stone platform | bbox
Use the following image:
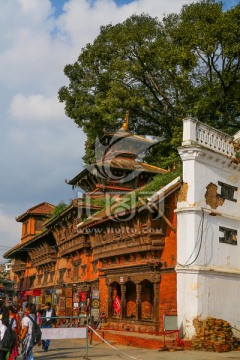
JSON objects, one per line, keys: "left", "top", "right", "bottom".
{"left": 91, "top": 328, "right": 191, "bottom": 350}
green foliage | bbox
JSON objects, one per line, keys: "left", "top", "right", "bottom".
{"left": 47, "top": 201, "right": 69, "bottom": 223}
{"left": 85, "top": 168, "right": 182, "bottom": 223}
{"left": 59, "top": 1, "right": 240, "bottom": 165}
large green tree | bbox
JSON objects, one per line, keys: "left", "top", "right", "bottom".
{"left": 59, "top": 0, "right": 240, "bottom": 167}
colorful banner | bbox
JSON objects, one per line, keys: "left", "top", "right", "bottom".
{"left": 113, "top": 296, "right": 121, "bottom": 316}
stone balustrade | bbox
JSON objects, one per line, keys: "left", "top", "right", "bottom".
{"left": 182, "top": 117, "right": 235, "bottom": 157}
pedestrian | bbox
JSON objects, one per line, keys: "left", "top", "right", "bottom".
{"left": 0, "top": 307, "right": 10, "bottom": 360}
{"left": 18, "top": 306, "right": 24, "bottom": 321}
{"left": 40, "top": 302, "right": 56, "bottom": 352}
{"left": 8, "top": 306, "right": 19, "bottom": 360}
{"left": 20, "top": 303, "right": 35, "bottom": 360}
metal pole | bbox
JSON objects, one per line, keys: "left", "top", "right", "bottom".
{"left": 85, "top": 316, "right": 89, "bottom": 359}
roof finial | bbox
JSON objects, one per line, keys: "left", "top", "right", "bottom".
{"left": 120, "top": 111, "right": 129, "bottom": 131}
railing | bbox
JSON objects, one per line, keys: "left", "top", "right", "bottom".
{"left": 40, "top": 315, "right": 89, "bottom": 357}
{"left": 182, "top": 117, "right": 235, "bottom": 158}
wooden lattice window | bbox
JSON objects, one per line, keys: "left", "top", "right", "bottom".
{"left": 59, "top": 268, "right": 66, "bottom": 282}
{"left": 29, "top": 275, "right": 36, "bottom": 288}
{"left": 81, "top": 264, "right": 87, "bottom": 276}
{"left": 37, "top": 274, "right": 43, "bottom": 285}
{"left": 49, "top": 272, "right": 54, "bottom": 283}
{"left": 43, "top": 271, "right": 48, "bottom": 285}
{"left": 35, "top": 219, "right": 45, "bottom": 231}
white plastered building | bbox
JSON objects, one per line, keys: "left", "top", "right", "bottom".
{"left": 176, "top": 118, "right": 240, "bottom": 338}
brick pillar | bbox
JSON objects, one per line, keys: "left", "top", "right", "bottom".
{"left": 120, "top": 284, "right": 126, "bottom": 319}
{"left": 153, "top": 281, "right": 160, "bottom": 323}
{"left": 107, "top": 285, "right": 112, "bottom": 318}
{"left": 136, "top": 283, "right": 141, "bottom": 321}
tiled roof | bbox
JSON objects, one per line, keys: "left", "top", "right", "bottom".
{"left": 16, "top": 202, "right": 55, "bottom": 222}
{"left": 3, "top": 229, "right": 51, "bottom": 259}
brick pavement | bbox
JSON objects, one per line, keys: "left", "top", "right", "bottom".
{"left": 32, "top": 338, "right": 240, "bottom": 360}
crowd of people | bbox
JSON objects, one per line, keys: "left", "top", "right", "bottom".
{"left": 0, "top": 302, "right": 56, "bottom": 360}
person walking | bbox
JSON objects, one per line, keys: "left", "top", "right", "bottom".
{"left": 8, "top": 306, "right": 19, "bottom": 360}
{"left": 20, "top": 303, "right": 35, "bottom": 360}
{"left": 40, "top": 302, "right": 56, "bottom": 352}
{"left": 0, "top": 307, "right": 10, "bottom": 360}
{"left": 17, "top": 307, "right": 24, "bottom": 321}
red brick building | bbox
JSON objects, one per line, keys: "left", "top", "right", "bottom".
{"left": 5, "top": 118, "right": 181, "bottom": 333}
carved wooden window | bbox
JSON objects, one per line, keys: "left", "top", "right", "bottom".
{"left": 49, "top": 272, "right": 54, "bottom": 283}
{"left": 218, "top": 182, "right": 237, "bottom": 202}
{"left": 59, "top": 268, "right": 66, "bottom": 282}
{"left": 219, "top": 226, "right": 237, "bottom": 245}
{"left": 81, "top": 264, "right": 87, "bottom": 276}
{"left": 37, "top": 274, "right": 43, "bottom": 285}
{"left": 29, "top": 275, "right": 36, "bottom": 288}
{"left": 35, "top": 219, "right": 45, "bottom": 231}
{"left": 72, "top": 261, "right": 81, "bottom": 281}
{"left": 43, "top": 271, "right": 48, "bottom": 285}
{"left": 92, "top": 261, "right": 98, "bottom": 273}
{"left": 23, "top": 220, "right": 28, "bottom": 235}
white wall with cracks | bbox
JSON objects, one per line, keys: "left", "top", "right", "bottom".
{"left": 176, "top": 118, "right": 240, "bottom": 338}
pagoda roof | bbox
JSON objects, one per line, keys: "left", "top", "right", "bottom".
{"left": 16, "top": 202, "right": 55, "bottom": 222}
{"left": 67, "top": 159, "right": 167, "bottom": 187}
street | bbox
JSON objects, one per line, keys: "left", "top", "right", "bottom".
{"left": 32, "top": 338, "right": 240, "bottom": 360}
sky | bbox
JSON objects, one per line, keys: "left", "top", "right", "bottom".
{"left": 0, "top": 0, "right": 238, "bottom": 261}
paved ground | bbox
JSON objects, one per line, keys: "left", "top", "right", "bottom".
{"left": 31, "top": 338, "right": 240, "bottom": 360}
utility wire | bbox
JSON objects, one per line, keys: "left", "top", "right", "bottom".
{"left": 177, "top": 208, "right": 205, "bottom": 267}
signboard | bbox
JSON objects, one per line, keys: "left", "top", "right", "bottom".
{"left": 164, "top": 315, "right": 178, "bottom": 331}
{"left": 91, "top": 308, "right": 99, "bottom": 320}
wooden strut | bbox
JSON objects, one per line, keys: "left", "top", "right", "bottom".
{"left": 158, "top": 210, "right": 176, "bottom": 233}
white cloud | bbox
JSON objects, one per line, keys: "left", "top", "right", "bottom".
{"left": 10, "top": 94, "right": 65, "bottom": 122}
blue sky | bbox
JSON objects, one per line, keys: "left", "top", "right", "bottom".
{"left": 50, "top": 0, "right": 240, "bottom": 16}
{"left": 51, "top": 0, "right": 135, "bottom": 15}
{"left": 0, "top": 0, "right": 239, "bottom": 260}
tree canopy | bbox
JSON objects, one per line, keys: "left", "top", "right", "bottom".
{"left": 59, "top": 0, "right": 240, "bottom": 167}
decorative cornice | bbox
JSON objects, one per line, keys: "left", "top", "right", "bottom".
{"left": 175, "top": 206, "right": 240, "bottom": 222}
{"left": 178, "top": 146, "right": 240, "bottom": 172}
{"left": 176, "top": 265, "right": 240, "bottom": 278}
